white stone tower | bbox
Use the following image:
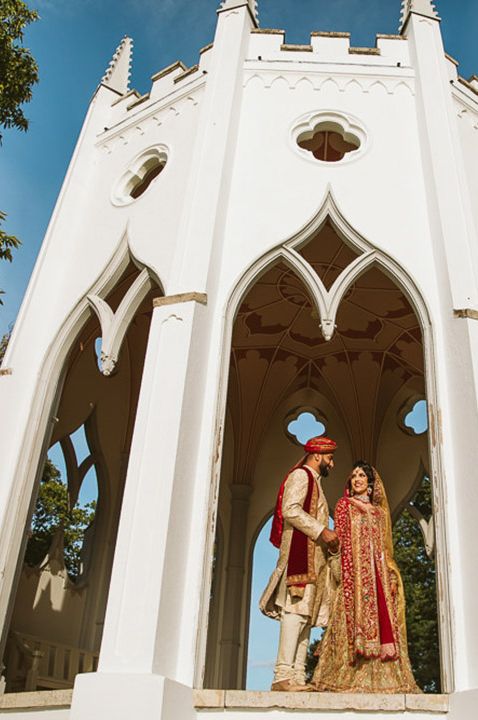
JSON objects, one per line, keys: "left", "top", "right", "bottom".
{"left": 1, "top": 0, "right": 478, "bottom": 717}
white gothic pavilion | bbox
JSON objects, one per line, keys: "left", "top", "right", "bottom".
{"left": 1, "top": 0, "right": 478, "bottom": 717}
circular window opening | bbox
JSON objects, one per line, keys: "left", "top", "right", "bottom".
{"left": 112, "top": 146, "right": 168, "bottom": 206}
{"left": 297, "top": 121, "right": 360, "bottom": 162}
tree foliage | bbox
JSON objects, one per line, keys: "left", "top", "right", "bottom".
{"left": 0, "top": 328, "right": 11, "bottom": 361}
{"left": 393, "top": 477, "right": 440, "bottom": 693}
{"left": 0, "top": 211, "right": 21, "bottom": 304}
{"left": 25, "top": 459, "right": 97, "bottom": 581}
{"left": 0, "top": 0, "right": 39, "bottom": 139}
{"left": 0, "top": 0, "right": 39, "bottom": 297}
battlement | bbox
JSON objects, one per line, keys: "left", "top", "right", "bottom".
{"left": 105, "top": 44, "right": 212, "bottom": 130}
{"left": 248, "top": 28, "right": 411, "bottom": 66}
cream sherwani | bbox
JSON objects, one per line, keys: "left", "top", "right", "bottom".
{"left": 259, "top": 465, "right": 333, "bottom": 684}
{"left": 260, "top": 466, "right": 332, "bottom": 625}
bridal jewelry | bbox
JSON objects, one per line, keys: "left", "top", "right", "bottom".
{"left": 355, "top": 492, "right": 370, "bottom": 503}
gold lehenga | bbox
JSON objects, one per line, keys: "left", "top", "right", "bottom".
{"left": 312, "top": 469, "right": 420, "bottom": 693}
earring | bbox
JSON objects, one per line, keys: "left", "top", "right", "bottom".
{"left": 367, "top": 486, "right": 372, "bottom": 496}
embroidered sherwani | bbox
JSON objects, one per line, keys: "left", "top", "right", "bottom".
{"left": 260, "top": 466, "right": 332, "bottom": 627}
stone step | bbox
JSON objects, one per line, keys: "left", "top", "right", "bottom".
{"left": 193, "top": 689, "right": 449, "bottom": 714}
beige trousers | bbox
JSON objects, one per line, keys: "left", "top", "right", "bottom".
{"left": 273, "top": 611, "right": 311, "bottom": 684}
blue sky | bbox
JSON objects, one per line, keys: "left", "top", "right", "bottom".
{"left": 1, "top": 0, "right": 478, "bottom": 337}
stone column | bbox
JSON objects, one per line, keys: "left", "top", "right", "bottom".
{"left": 219, "top": 483, "right": 252, "bottom": 689}
{"left": 70, "top": 296, "right": 206, "bottom": 720}
{"left": 406, "top": 11, "right": 478, "bottom": 692}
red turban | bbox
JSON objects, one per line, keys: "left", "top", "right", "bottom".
{"left": 304, "top": 436, "right": 337, "bottom": 454}
{"left": 270, "top": 436, "right": 337, "bottom": 548}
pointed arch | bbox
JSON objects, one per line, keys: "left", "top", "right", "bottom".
{"left": 244, "top": 74, "right": 266, "bottom": 90}
{"left": 393, "top": 80, "right": 415, "bottom": 96}
{"left": 368, "top": 80, "right": 390, "bottom": 95}
{"left": 319, "top": 77, "right": 340, "bottom": 94}
{"left": 269, "top": 75, "right": 289, "bottom": 90}
{"left": 0, "top": 230, "right": 165, "bottom": 664}
{"left": 293, "top": 77, "right": 314, "bottom": 92}
{"left": 87, "top": 231, "right": 163, "bottom": 375}
{"left": 228, "top": 189, "right": 432, "bottom": 343}
{"left": 196, "top": 188, "right": 454, "bottom": 693}
{"left": 344, "top": 78, "right": 364, "bottom": 94}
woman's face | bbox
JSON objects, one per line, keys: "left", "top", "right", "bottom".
{"left": 351, "top": 466, "right": 369, "bottom": 495}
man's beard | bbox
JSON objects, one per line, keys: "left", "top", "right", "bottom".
{"left": 319, "top": 460, "right": 330, "bottom": 477}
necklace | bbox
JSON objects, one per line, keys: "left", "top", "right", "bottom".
{"left": 354, "top": 493, "right": 370, "bottom": 503}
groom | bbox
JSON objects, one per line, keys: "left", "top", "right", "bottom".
{"left": 259, "top": 436, "right": 338, "bottom": 692}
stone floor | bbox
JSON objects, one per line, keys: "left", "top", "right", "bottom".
{"left": 0, "top": 689, "right": 72, "bottom": 711}
{"left": 0, "top": 688, "right": 449, "bottom": 716}
{"left": 193, "top": 690, "right": 449, "bottom": 713}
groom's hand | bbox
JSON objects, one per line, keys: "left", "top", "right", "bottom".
{"left": 319, "top": 528, "right": 339, "bottom": 552}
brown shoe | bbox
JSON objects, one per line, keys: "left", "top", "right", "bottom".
{"left": 271, "top": 679, "right": 313, "bottom": 692}
{"left": 271, "top": 679, "right": 290, "bottom": 692}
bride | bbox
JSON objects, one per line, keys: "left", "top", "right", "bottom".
{"left": 312, "top": 461, "right": 420, "bottom": 693}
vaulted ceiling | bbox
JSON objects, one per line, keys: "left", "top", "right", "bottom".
{"left": 227, "top": 222, "right": 425, "bottom": 481}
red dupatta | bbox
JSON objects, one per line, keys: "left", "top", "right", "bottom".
{"left": 335, "top": 492, "right": 398, "bottom": 664}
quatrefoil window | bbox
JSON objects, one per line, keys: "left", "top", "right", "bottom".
{"left": 286, "top": 409, "right": 327, "bottom": 446}
{"left": 400, "top": 398, "right": 428, "bottom": 436}
{"left": 298, "top": 122, "right": 360, "bottom": 162}
{"left": 112, "top": 146, "right": 168, "bottom": 206}
{"left": 293, "top": 112, "right": 366, "bottom": 164}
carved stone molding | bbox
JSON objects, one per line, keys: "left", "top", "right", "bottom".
{"left": 88, "top": 267, "right": 153, "bottom": 376}
{"left": 244, "top": 72, "right": 415, "bottom": 96}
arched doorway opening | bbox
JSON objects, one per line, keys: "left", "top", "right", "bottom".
{"left": 202, "top": 214, "right": 447, "bottom": 693}
{"left": 3, "top": 261, "right": 162, "bottom": 693}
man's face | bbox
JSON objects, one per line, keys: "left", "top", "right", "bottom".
{"left": 319, "top": 453, "right": 335, "bottom": 477}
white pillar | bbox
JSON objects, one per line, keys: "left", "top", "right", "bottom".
{"left": 70, "top": 295, "right": 206, "bottom": 720}
{"left": 405, "top": 11, "right": 478, "bottom": 692}
{"left": 405, "top": 13, "right": 478, "bottom": 310}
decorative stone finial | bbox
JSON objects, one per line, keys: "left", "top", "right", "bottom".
{"left": 101, "top": 36, "right": 133, "bottom": 94}
{"left": 399, "top": 1, "right": 440, "bottom": 32}
{"left": 218, "top": 0, "right": 259, "bottom": 25}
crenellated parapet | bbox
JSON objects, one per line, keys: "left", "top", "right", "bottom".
{"left": 248, "top": 28, "right": 411, "bottom": 67}
{"left": 100, "top": 45, "right": 213, "bottom": 144}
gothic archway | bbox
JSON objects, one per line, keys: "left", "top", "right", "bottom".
{"left": 2, "top": 250, "right": 163, "bottom": 693}
{"left": 200, "top": 199, "right": 451, "bottom": 693}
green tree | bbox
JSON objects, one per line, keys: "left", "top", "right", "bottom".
{"left": 25, "top": 459, "right": 97, "bottom": 581}
{"left": 305, "top": 636, "right": 321, "bottom": 683}
{"left": 0, "top": 0, "right": 38, "bottom": 138}
{"left": 0, "top": 211, "right": 21, "bottom": 304}
{"left": 0, "top": 328, "right": 11, "bottom": 361}
{"left": 393, "top": 477, "right": 440, "bottom": 693}
{"left": 0, "top": 0, "right": 39, "bottom": 300}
